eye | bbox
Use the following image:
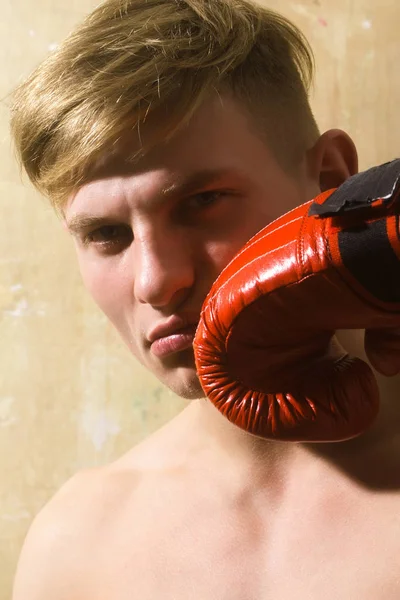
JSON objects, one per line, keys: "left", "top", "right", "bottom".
{"left": 185, "top": 191, "right": 225, "bottom": 210}
{"left": 83, "top": 224, "right": 133, "bottom": 251}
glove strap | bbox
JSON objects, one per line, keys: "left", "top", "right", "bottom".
{"left": 309, "top": 158, "right": 400, "bottom": 217}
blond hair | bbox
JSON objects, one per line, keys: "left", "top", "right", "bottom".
{"left": 10, "top": 0, "right": 319, "bottom": 212}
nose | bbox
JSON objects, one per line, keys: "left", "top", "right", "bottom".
{"left": 134, "top": 229, "right": 195, "bottom": 309}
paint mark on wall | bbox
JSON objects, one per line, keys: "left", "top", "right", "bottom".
{"left": 0, "top": 397, "right": 18, "bottom": 428}
{"left": 4, "top": 298, "right": 46, "bottom": 318}
{"left": 4, "top": 298, "right": 28, "bottom": 317}
{"left": 291, "top": 4, "right": 315, "bottom": 20}
{"left": 80, "top": 405, "right": 121, "bottom": 451}
{"left": 1, "top": 510, "right": 30, "bottom": 522}
{"left": 291, "top": 4, "right": 327, "bottom": 27}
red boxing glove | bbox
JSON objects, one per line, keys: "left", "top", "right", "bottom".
{"left": 194, "top": 160, "right": 400, "bottom": 442}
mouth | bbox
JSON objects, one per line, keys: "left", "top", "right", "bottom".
{"left": 150, "top": 324, "right": 198, "bottom": 358}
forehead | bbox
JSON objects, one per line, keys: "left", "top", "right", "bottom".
{"left": 66, "top": 95, "right": 278, "bottom": 213}
{"left": 100, "top": 94, "right": 272, "bottom": 171}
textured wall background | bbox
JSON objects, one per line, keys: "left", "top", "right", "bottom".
{"left": 1, "top": 0, "right": 399, "bottom": 598}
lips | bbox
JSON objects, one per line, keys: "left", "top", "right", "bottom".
{"left": 147, "top": 316, "right": 199, "bottom": 358}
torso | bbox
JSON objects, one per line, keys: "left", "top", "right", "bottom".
{"left": 73, "top": 435, "right": 400, "bottom": 600}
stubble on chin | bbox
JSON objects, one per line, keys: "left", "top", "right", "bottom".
{"left": 126, "top": 336, "right": 204, "bottom": 400}
{"left": 154, "top": 348, "right": 205, "bottom": 400}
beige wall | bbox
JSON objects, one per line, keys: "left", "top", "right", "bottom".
{"left": 1, "top": 0, "right": 399, "bottom": 597}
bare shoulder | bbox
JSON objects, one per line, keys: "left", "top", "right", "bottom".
{"left": 12, "top": 465, "right": 141, "bottom": 600}
{"left": 12, "top": 409, "right": 197, "bottom": 600}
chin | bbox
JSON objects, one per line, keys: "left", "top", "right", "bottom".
{"left": 163, "top": 366, "right": 206, "bottom": 400}
{"left": 155, "top": 350, "right": 206, "bottom": 400}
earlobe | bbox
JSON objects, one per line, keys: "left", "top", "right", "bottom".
{"left": 308, "top": 129, "right": 359, "bottom": 192}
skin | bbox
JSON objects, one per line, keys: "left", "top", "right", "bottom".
{"left": 12, "top": 94, "right": 400, "bottom": 599}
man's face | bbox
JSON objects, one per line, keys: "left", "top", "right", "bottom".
{"left": 65, "top": 95, "right": 315, "bottom": 398}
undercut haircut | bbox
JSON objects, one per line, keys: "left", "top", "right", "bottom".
{"left": 10, "top": 0, "right": 320, "bottom": 212}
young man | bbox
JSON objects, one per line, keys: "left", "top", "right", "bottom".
{"left": 10, "top": 0, "right": 400, "bottom": 598}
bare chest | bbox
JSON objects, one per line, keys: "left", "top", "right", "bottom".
{"left": 85, "top": 495, "right": 400, "bottom": 600}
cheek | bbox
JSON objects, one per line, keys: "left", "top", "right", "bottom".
{"left": 205, "top": 219, "right": 270, "bottom": 280}
{"left": 78, "top": 259, "right": 143, "bottom": 356}
{"left": 77, "top": 255, "right": 130, "bottom": 323}
{"left": 218, "top": 210, "right": 272, "bottom": 256}
{"left": 205, "top": 191, "right": 298, "bottom": 281}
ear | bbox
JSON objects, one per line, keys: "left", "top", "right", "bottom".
{"left": 306, "top": 129, "right": 359, "bottom": 192}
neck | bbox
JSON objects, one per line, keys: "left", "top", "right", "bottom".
{"left": 186, "top": 398, "right": 321, "bottom": 495}
{"left": 187, "top": 367, "right": 400, "bottom": 493}
{"left": 307, "top": 371, "right": 400, "bottom": 489}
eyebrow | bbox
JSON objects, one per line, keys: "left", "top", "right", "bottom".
{"left": 66, "top": 168, "right": 242, "bottom": 234}
{"left": 66, "top": 214, "right": 115, "bottom": 234}
{"left": 160, "top": 168, "right": 237, "bottom": 199}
